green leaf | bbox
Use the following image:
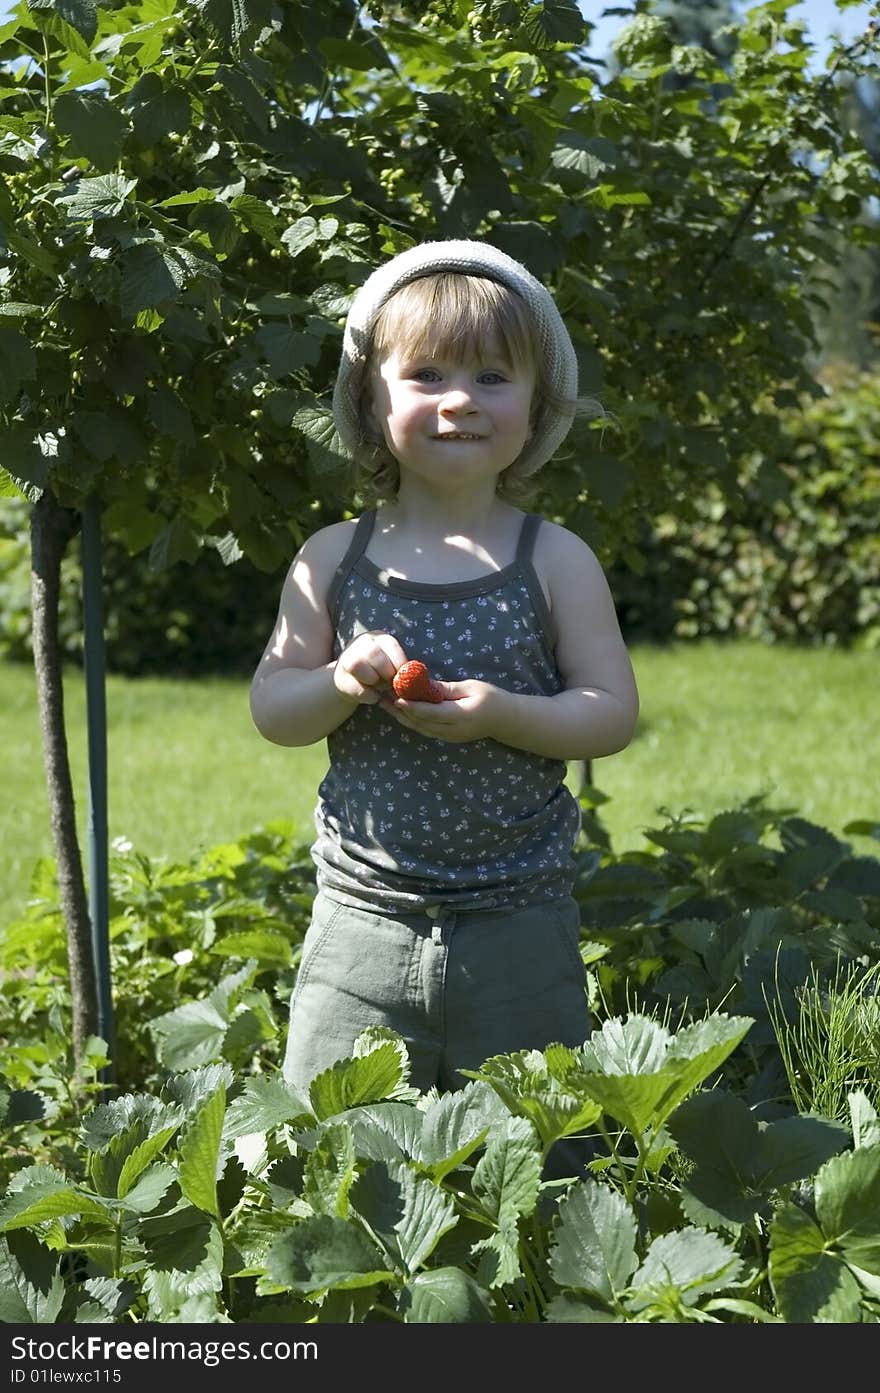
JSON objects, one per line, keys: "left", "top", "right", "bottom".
{"left": 0, "top": 468, "right": 29, "bottom": 500}
{"left": 350, "top": 1159, "right": 458, "bottom": 1275}
{"left": 400, "top": 1267, "right": 493, "bottom": 1323}
{"left": 141, "top": 1216, "right": 225, "bottom": 1320}
{"left": 850, "top": 1092, "right": 880, "bottom": 1150}
{"left": 150, "top": 999, "right": 228, "bottom": 1070}
{"left": 50, "top": 0, "right": 97, "bottom": 43}
{"left": 119, "top": 244, "right": 188, "bottom": 317}
{"left": 843, "top": 821, "right": 880, "bottom": 841}
{"left": 417, "top": 1080, "right": 501, "bottom": 1181}
{"left": 461, "top": 1047, "right": 602, "bottom": 1150}
{"left": 139, "top": 1204, "right": 214, "bottom": 1275}
{"left": 815, "top": 1146, "right": 880, "bottom": 1276}
{"left": 342, "top": 1102, "right": 425, "bottom": 1163}
{"left": 0, "top": 1234, "right": 64, "bottom": 1323}
{"left": 574, "top": 1014, "right": 753, "bottom": 1138}
{"left": 90, "top": 1119, "right": 153, "bottom": 1196}
{"left": 255, "top": 324, "right": 321, "bottom": 377}
{"left": 523, "top": 0, "right": 588, "bottom": 47}
{"left": 0, "top": 1087, "right": 45, "bottom": 1127}
{"left": 157, "top": 188, "right": 218, "bottom": 208}
{"left": 264, "top": 1214, "right": 392, "bottom": 1293}
{"left": 0, "top": 426, "right": 46, "bottom": 491}
{"left": 669, "top": 1091, "right": 849, "bottom": 1230}
{"left": 0, "top": 327, "right": 35, "bottom": 405}
{"left": 318, "top": 37, "right": 388, "bottom": 72}
{"left": 54, "top": 92, "right": 127, "bottom": 171}
{"left": 303, "top": 1122, "right": 357, "bottom": 1219}
{"left": 545, "top": 1293, "right": 620, "bottom": 1322}
{"left": 551, "top": 132, "right": 616, "bottom": 179}
{"left": 76, "top": 1276, "right": 137, "bottom": 1323}
{"left": 231, "top": 194, "right": 280, "bottom": 241}
{"left": 163, "top": 1063, "right": 235, "bottom": 1117}
{"left": 308, "top": 1037, "right": 411, "bottom": 1121}
{"left": 178, "top": 1084, "right": 227, "bottom": 1220}
{"left": 223, "top": 1076, "right": 313, "bottom": 1140}
{"left": 73, "top": 408, "right": 147, "bottom": 464}
{"left": 628, "top": 1228, "right": 743, "bottom": 1312}
{"left": 116, "top": 1124, "right": 180, "bottom": 1199}
{"left": 81, "top": 1094, "right": 180, "bottom": 1152}
{"left": 208, "top": 928, "right": 292, "bottom": 968}
{"left": 192, "top": 0, "right": 275, "bottom": 48}
{"left": 549, "top": 1179, "right": 638, "bottom": 1299}
{"left": 0, "top": 1178, "right": 108, "bottom": 1231}
{"left": 292, "top": 404, "right": 350, "bottom": 474}
{"left": 281, "top": 216, "right": 319, "bottom": 258}
{"left": 55, "top": 173, "right": 137, "bottom": 221}
{"left": 471, "top": 1116, "right": 541, "bottom": 1228}
{"left": 148, "top": 386, "right": 196, "bottom": 444}
{"left": 128, "top": 82, "right": 191, "bottom": 146}
{"left": 769, "top": 1202, "right": 864, "bottom": 1322}
{"left": 113, "top": 1163, "right": 177, "bottom": 1215}
{"left": 471, "top": 1224, "right": 523, "bottom": 1289}
{"left": 147, "top": 516, "right": 202, "bottom": 573}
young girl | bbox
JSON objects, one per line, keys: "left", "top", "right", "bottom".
{"left": 250, "top": 239, "right": 639, "bottom": 1136}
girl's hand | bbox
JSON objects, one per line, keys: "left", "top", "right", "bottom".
{"left": 378, "top": 680, "right": 501, "bottom": 742}
{"left": 334, "top": 632, "right": 410, "bottom": 705}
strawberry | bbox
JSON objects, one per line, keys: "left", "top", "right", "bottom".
{"left": 392, "top": 659, "right": 444, "bottom": 703}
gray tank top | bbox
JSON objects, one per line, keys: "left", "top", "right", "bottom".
{"left": 310, "top": 507, "right": 582, "bottom": 913}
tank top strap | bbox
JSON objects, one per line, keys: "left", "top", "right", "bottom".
{"left": 514, "top": 511, "right": 543, "bottom": 565}
{"left": 325, "top": 508, "right": 377, "bottom": 621}
{"left": 514, "top": 511, "right": 555, "bottom": 653}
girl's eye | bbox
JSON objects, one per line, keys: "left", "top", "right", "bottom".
{"left": 478, "top": 372, "right": 506, "bottom": 385}
{"left": 412, "top": 369, "right": 441, "bottom": 382}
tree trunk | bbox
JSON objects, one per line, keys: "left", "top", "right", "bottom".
{"left": 30, "top": 491, "right": 99, "bottom": 1064}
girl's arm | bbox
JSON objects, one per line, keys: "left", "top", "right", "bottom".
{"left": 489, "top": 524, "right": 639, "bottom": 761}
{"left": 249, "top": 522, "right": 407, "bottom": 747}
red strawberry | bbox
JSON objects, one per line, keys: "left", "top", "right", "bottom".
{"left": 392, "top": 659, "right": 444, "bottom": 703}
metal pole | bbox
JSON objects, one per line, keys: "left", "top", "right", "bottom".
{"left": 81, "top": 492, "right": 114, "bottom": 1084}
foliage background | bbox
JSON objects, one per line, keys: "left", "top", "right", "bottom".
{"left": 2, "top": 0, "right": 878, "bottom": 563}
{"left": 0, "top": 0, "right": 877, "bottom": 671}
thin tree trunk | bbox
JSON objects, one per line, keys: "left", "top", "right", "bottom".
{"left": 30, "top": 491, "right": 98, "bottom": 1064}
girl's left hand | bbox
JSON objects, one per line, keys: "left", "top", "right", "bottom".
{"left": 378, "top": 679, "right": 500, "bottom": 743}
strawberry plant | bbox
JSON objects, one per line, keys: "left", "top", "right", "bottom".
{"left": 2, "top": 791, "right": 879, "bottom": 1321}
{"left": 2, "top": 1023, "right": 879, "bottom": 1323}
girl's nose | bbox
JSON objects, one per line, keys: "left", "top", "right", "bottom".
{"left": 439, "top": 384, "right": 478, "bottom": 413}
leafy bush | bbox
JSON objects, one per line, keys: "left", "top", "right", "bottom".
{"left": 0, "top": 495, "right": 287, "bottom": 676}
{"left": 609, "top": 370, "right": 880, "bottom": 648}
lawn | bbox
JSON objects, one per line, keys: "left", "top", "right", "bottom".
{"left": 3, "top": 639, "right": 878, "bottom": 926}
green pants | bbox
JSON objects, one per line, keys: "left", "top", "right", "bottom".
{"left": 282, "top": 890, "right": 592, "bottom": 1177}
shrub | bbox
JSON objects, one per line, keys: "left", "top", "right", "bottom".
{"left": 609, "top": 370, "right": 880, "bottom": 648}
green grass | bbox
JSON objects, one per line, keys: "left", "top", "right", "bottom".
{"left": 3, "top": 639, "right": 878, "bottom": 926}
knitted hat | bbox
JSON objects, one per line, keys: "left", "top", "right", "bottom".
{"left": 331, "top": 238, "right": 578, "bottom": 476}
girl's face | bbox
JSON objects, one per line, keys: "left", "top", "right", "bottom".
{"left": 369, "top": 337, "right": 536, "bottom": 490}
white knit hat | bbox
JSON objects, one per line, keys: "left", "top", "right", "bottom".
{"left": 331, "top": 238, "right": 578, "bottom": 476}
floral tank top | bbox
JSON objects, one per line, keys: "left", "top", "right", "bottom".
{"left": 309, "top": 507, "right": 582, "bottom": 913}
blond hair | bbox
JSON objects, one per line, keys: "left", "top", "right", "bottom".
{"left": 350, "top": 273, "right": 577, "bottom": 506}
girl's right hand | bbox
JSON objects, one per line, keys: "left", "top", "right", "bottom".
{"left": 333, "top": 631, "right": 410, "bottom": 706}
